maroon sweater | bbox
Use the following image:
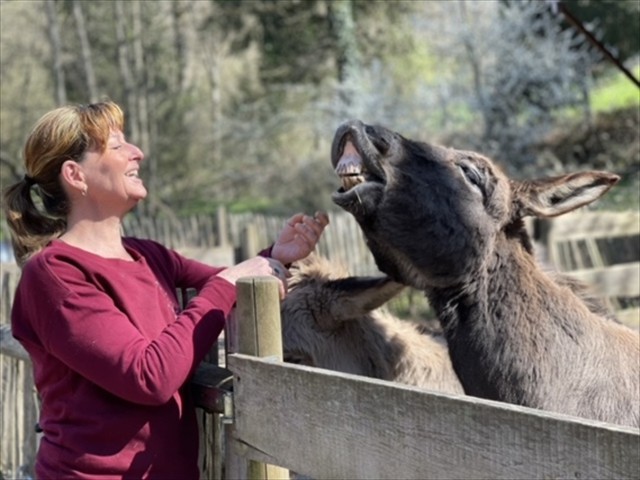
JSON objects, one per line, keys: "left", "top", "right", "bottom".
{"left": 11, "top": 238, "right": 242, "bottom": 479}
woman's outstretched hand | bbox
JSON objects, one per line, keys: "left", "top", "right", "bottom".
{"left": 271, "top": 211, "right": 329, "bottom": 265}
{"left": 217, "top": 256, "right": 289, "bottom": 299}
{"left": 217, "top": 212, "right": 328, "bottom": 299}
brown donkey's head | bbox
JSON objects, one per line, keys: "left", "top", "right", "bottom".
{"left": 331, "top": 119, "right": 619, "bottom": 290}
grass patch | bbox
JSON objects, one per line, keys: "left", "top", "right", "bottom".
{"left": 590, "top": 65, "right": 640, "bottom": 114}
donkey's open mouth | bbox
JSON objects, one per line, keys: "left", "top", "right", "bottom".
{"left": 334, "top": 138, "right": 366, "bottom": 191}
{"left": 330, "top": 120, "right": 387, "bottom": 194}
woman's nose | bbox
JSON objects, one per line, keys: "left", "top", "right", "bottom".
{"left": 129, "top": 143, "right": 144, "bottom": 162}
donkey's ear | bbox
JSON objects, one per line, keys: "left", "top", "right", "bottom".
{"left": 327, "top": 276, "right": 405, "bottom": 321}
{"left": 514, "top": 171, "right": 619, "bottom": 218}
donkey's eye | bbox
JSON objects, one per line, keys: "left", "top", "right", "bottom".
{"left": 458, "top": 164, "right": 484, "bottom": 194}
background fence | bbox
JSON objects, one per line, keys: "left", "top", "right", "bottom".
{"left": 121, "top": 207, "right": 380, "bottom": 276}
{"left": 536, "top": 210, "right": 640, "bottom": 327}
{"left": 1, "top": 208, "right": 638, "bottom": 478}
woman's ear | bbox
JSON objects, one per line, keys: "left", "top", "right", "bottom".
{"left": 60, "top": 160, "right": 87, "bottom": 195}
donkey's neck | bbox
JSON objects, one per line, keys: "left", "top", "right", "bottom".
{"left": 427, "top": 239, "right": 575, "bottom": 404}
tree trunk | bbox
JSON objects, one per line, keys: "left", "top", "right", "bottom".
{"left": 329, "top": 0, "right": 359, "bottom": 84}
{"left": 328, "top": 0, "right": 360, "bottom": 116}
{"left": 45, "top": 0, "right": 66, "bottom": 105}
{"left": 170, "top": 0, "right": 189, "bottom": 92}
{"left": 114, "top": 0, "right": 138, "bottom": 141}
{"left": 186, "top": 1, "right": 223, "bottom": 175}
{"left": 457, "top": 0, "right": 491, "bottom": 140}
{"left": 132, "top": 1, "right": 154, "bottom": 201}
{"left": 72, "top": 0, "right": 98, "bottom": 102}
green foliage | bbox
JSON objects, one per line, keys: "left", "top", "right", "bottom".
{"left": 257, "top": 0, "right": 335, "bottom": 85}
{"left": 1, "top": 0, "right": 637, "bottom": 220}
{"left": 563, "top": 0, "right": 640, "bottom": 63}
{"left": 591, "top": 65, "right": 640, "bottom": 113}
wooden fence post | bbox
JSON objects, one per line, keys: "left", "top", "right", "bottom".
{"left": 239, "top": 224, "right": 260, "bottom": 262}
{"left": 216, "top": 206, "right": 229, "bottom": 247}
{"left": 224, "top": 276, "right": 289, "bottom": 480}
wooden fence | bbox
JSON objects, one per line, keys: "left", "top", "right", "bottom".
{"left": 220, "top": 271, "right": 639, "bottom": 480}
{"left": 198, "top": 278, "right": 640, "bottom": 479}
{"left": 536, "top": 210, "right": 640, "bottom": 328}
{"left": 1, "top": 208, "right": 639, "bottom": 478}
{"left": 228, "top": 356, "right": 639, "bottom": 479}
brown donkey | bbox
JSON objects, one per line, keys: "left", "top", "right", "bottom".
{"left": 281, "top": 254, "right": 464, "bottom": 395}
{"left": 330, "top": 119, "right": 639, "bottom": 427}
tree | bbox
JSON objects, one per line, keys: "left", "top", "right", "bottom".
{"left": 1, "top": 0, "right": 629, "bottom": 219}
{"left": 0, "top": 0, "right": 56, "bottom": 185}
{"left": 562, "top": 0, "right": 640, "bottom": 64}
{"left": 45, "top": 0, "right": 66, "bottom": 105}
{"left": 425, "top": 0, "right": 600, "bottom": 173}
{"left": 72, "top": 0, "right": 98, "bottom": 102}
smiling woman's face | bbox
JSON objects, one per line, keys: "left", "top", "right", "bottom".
{"left": 79, "top": 129, "right": 147, "bottom": 213}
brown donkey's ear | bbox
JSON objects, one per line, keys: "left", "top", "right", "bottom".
{"left": 513, "top": 171, "right": 619, "bottom": 218}
{"left": 325, "top": 276, "right": 405, "bottom": 323}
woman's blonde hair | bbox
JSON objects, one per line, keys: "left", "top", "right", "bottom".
{"left": 2, "top": 101, "right": 125, "bottom": 266}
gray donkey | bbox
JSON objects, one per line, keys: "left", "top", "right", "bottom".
{"left": 330, "top": 119, "right": 639, "bottom": 427}
{"left": 281, "top": 254, "right": 464, "bottom": 395}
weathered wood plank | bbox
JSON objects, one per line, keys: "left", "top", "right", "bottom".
{"left": 568, "top": 262, "right": 640, "bottom": 297}
{"left": 228, "top": 354, "right": 640, "bottom": 480}
{"left": 225, "top": 277, "right": 289, "bottom": 480}
{"left": 233, "top": 276, "right": 284, "bottom": 358}
{"left": 545, "top": 211, "right": 640, "bottom": 241}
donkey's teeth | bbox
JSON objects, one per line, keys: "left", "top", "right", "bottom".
{"left": 335, "top": 141, "right": 363, "bottom": 174}
{"left": 335, "top": 154, "right": 362, "bottom": 175}
{"left": 335, "top": 140, "right": 365, "bottom": 191}
{"left": 341, "top": 174, "right": 365, "bottom": 191}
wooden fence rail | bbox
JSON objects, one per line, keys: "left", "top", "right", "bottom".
{"left": 228, "top": 354, "right": 639, "bottom": 479}
{"left": 536, "top": 210, "right": 640, "bottom": 328}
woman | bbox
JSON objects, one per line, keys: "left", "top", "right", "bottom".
{"left": 2, "top": 101, "right": 329, "bottom": 479}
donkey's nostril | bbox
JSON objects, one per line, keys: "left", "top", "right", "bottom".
{"left": 364, "top": 126, "right": 390, "bottom": 154}
{"left": 373, "top": 136, "right": 389, "bottom": 154}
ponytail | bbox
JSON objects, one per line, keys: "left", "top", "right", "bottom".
{"left": 3, "top": 176, "right": 66, "bottom": 267}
